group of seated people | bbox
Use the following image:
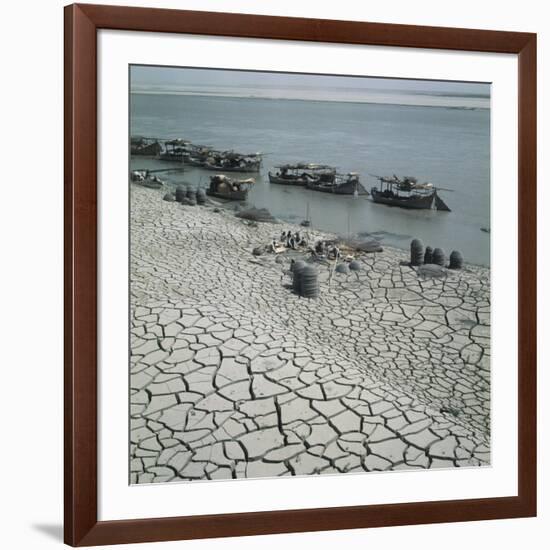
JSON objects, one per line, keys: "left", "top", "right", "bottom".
{"left": 314, "top": 240, "right": 341, "bottom": 260}
{"left": 280, "top": 230, "right": 308, "bottom": 250}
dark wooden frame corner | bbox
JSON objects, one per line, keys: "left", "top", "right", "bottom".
{"left": 64, "top": 3, "right": 537, "bottom": 546}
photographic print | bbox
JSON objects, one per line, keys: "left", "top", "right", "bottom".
{"left": 129, "top": 66, "right": 491, "bottom": 484}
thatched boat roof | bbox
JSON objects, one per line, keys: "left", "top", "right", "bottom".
{"left": 275, "top": 163, "right": 335, "bottom": 171}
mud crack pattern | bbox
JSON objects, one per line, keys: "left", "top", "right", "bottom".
{"left": 130, "top": 186, "right": 490, "bottom": 483}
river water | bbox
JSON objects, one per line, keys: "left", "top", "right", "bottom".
{"left": 130, "top": 92, "right": 490, "bottom": 266}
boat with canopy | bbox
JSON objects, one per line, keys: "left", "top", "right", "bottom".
{"left": 370, "top": 175, "right": 451, "bottom": 211}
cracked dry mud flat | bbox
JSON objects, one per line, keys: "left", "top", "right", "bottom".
{"left": 130, "top": 185, "right": 491, "bottom": 484}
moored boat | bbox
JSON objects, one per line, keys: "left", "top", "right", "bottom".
{"left": 140, "top": 175, "right": 165, "bottom": 189}
{"left": 186, "top": 157, "right": 206, "bottom": 167}
{"left": 184, "top": 145, "right": 213, "bottom": 166}
{"left": 268, "top": 163, "right": 336, "bottom": 186}
{"left": 130, "top": 169, "right": 166, "bottom": 189}
{"left": 306, "top": 172, "right": 368, "bottom": 196}
{"left": 130, "top": 136, "right": 162, "bottom": 156}
{"left": 202, "top": 150, "right": 262, "bottom": 173}
{"left": 206, "top": 174, "right": 255, "bottom": 200}
{"left": 370, "top": 188, "right": 436, "bottom": 208}
{"left": 131, "top": 170, "right": 148, "bottom": 182}
{"left": 158, "top": 138, "right": 193, "bottom": 162}
{"left": 369, "top": 175, "right": 451, "bottom": 211}
{"left": 204, "top": 161, "right": 261, "bottom": 172}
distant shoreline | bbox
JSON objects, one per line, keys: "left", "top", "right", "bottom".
{"left": 130, "top": 90, "right": 489, "bottom": 111}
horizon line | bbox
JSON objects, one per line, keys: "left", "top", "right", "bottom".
{"left": 129, "top": 90, "right": 489, "bottom": 110}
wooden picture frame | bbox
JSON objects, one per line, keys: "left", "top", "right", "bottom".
{"left": 64, "top": 3, "right": 537, "bottom": 546}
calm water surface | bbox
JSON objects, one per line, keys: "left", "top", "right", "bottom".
{"left": 130, "top": 93, "right": 490, "bottom": 266}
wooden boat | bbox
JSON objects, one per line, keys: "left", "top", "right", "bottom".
{"left": 306, "top": 173, "right": 368, "bottom": 196}
{"left": 184, "top": 145, "right": 213, "bottom": 166}
{"left": 139, "top": 175, "right": 165, "bottom": 189}
{"left": 131, "top": 172, "right": 165, "bottom": 189}
{"left": 268, "top": 163, "right": 336, "bottom": 186}
{"left": 370, "top": 175, "right": 451, "bottom": 211}
{"left": 130, "top": 169, "right": 178, "bottom": 189}
{"left": 370, "top": 188, "right": 436, "bottom": 208}
{"left": 202, "top": 150, "right": 262, "bottom": 173}
{"left": 158, "top": 138, "right": 193, "bottom": 162}
{"left": 130, "top": 136, "right": 162, "bottom": 156}
{"left": 206, "top": 174, "right": 255, "bottom": 200}
{"left": 130, "top": 170, "right": 148, "bottom": 182}
{"left": 186, "top": 156, "right": 207, "bottom": 167}
{"left": 203, "top": 159, "right": 261, "bottom": 172}
{"left": 204, "top": 161, "right": 261, "bottom": 173}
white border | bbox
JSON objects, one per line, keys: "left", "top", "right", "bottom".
{"left": 98, "top": 30, "right": 518, "bottom": 521}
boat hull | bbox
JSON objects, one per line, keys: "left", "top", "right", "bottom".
{"left": 134, "top": 179, "right": 164, "bottom": 190}
{"left": 306, "top": 180, "right": 369, "bottom": 196}
{"left": 185, "top": 158, "right": 207, "bottom": 167}
{"left": 206, "top": 189, "right": 248, "bottom": 201}
{"left": 268, "top": 172, "right": 309, "bottom": 186}
{"left": 131, "top": 142, "right": 162, "bottom": 156}
{"left": 370, "top": 189, "right": 435, "bottom": 209}
{"left": 203, "top": 162, "right": 260, "bottom": 173}
{"left": 158, "top": 153, "right": 185, "bottom": 162}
